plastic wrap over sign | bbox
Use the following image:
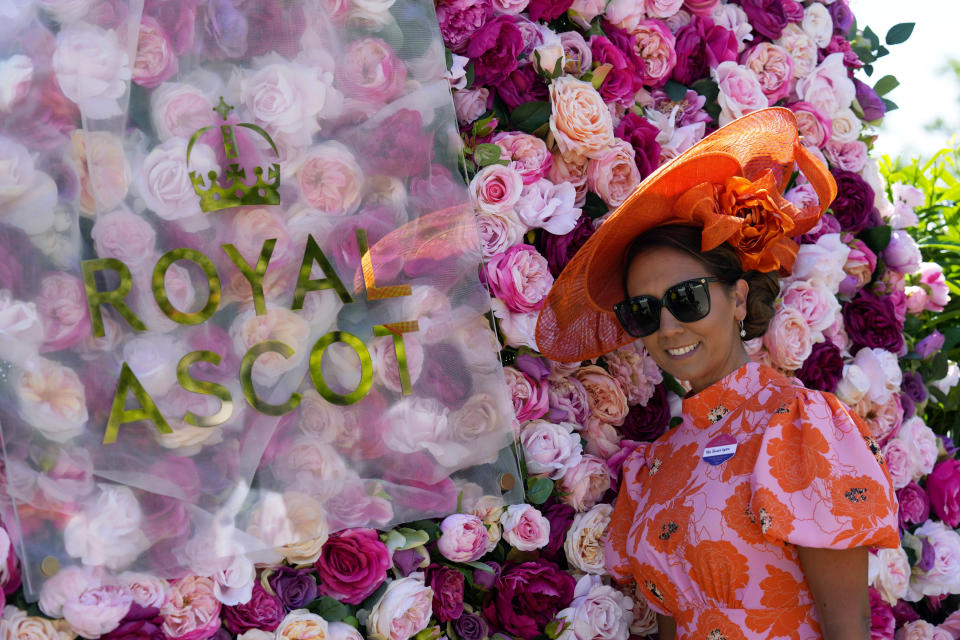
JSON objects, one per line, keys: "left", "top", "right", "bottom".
{"left": 0, "top": 0, "right": 521, "bottom": 598}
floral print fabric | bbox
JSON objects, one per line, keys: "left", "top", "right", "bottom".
{"left": 605, "top": 362, "right": 899, "bottom": 639}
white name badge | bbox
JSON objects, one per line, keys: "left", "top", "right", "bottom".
{"left": 702, "top": 434, "right": 738, "bottom": 465}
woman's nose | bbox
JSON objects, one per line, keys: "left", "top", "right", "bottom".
{"left": 657, "top": 307, "right": 684, "bottom": 335}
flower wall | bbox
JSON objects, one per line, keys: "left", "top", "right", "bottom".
{"left": 1, "top": 0, "right": 960, "bottom": 640}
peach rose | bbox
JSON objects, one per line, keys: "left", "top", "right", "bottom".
{"left": 549, "top": 77, "right": 614, "bottom": 160}
{"left": 558, "top": 455, "right": 612, "bottom": 511}
{"left": 829, "top": 107, "right": 862, "bottom": 144}
{"left": 564, "top": 503, "right": 611, "bottom": 574}
{"left": 631, "top": 20, "right": 677, "bottom": 88}
{"left": 775, "top": 23, "right": 817, "bottom": 79}
{"left": 742, "top": 42, "right": 793, "bottom": 105}
{"left": 574, "top": 365, "right": 629, "bottom": 425}
{"left": 587, "top": 138, "right": 641, "bottom": 207}
{"left": 276, "top": 609, "right": 330, "bottom": 640}
{"left": 549, "top": 149, "right": 590, "bottom": 206}
{"left": 229, "top": 307, "right": 311, "bottom": 386}
{"left": 70, "top": 130, "right": 130, "bottom": 214}
{"left": 762, "top": 305, "right": 813, "bottom": 371}
{"left": 1, "top": 605, "right": 74, "bottom": 640}
{"left": 17, "top": 357, "right": 88, "bottom": 443}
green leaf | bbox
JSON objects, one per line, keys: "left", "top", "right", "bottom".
{"left": 309, "top": 596, "right": 350, "bottom": 622}
{"left": 474, "top": 143, "right": 505, "bottom": 167}
{"left": 582, "top": 191, "right": 609, "bottom": 219}
{"left": 510, "top": 101, "right": 552, "bottom": 134}
{"left": 403, "top": 519, "right": 443, "bottom": 541}
{"left": 862, "top": 63, "right": 874, "bottom": 77}
{"left": 527, "top": 476, "right": 554, "bottom": 504}
{"left": 885, "top": 22, "right": 915, "bottom": 45}
{"left": 463, "top": 560, "right": 497, "bottom": 574}
{"left": 931, "top": 352, "right": 949, "bottom": 380}
{"left": 863, "top": 25, "right": 880, "bottom": 50}
{"left": 873, "top": 75, "right": 899, "bottom": 97}
{"left": 690, "top": 77, "right": 719, "bottom": 101}
{"left": 664, "top": 79, "right": 688, "bottom": 102}
{"left": 859, "top": 224, "right": 893, "bottom": 253}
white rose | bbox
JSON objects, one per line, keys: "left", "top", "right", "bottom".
{"left": 797, "top": 52, "right": 856, "bottom": 116}
{"left": 53, "top": 22, "right": 131, "bottom": 119}
{"left": 116, "top": 571, "right": 171, "bottom": 609}
{"left": 490, "top": 299, "right": 539, "bottom": 351}
{"left": 869, "top": 546, "right": 910, "bottom": 605}
{"left": 150, "top": 82, "right": 216, "bottom": 141}
{"left": 932, "top": 361, "right": 960, "bottom": 395}
{"left": 801, "top": 3, "right": 833, "bottom": 47}
{"left": 382, "top": 397, "right": 455, "bottom": 460}
{"left": 328, "top": 621, "right": 364, "bottom": 640}
{"left": 564, "top": 503, "right": 612, "bottom": 574}
{"left": 775, "top": 23, "right": 818, "bottom": 78}
{"left": 122, "top": 334, "right": 179, "bottom": 397}
{"left": 515, "top": 179, "right": 582, "bottom": 235}
{"left": 0, "top": 291, "right": 45, "bottom": 366}
{"left": 139, "top": 137, "right": 216, "bottom": 222}
{"left": 213, "top": 554, "right": 255, "bottom": 606}
{"left": 850, "top": 348, "right": 902, "bottom": 405}
{"left": 789, "top": 233, "right": 850, "bottom": 293}
{"left": 64, "top": 485, "right": 149, "bottom": 570}
{"left": 0, "top": 137, "right": 56, "bottom": 234}
{"left": 17, "top": 357, "right": 88, "bottom": 443}
{"left": 367, "top": 574, "right": 434, "bottom": 640}
{"left": 556, "top": 574, "right": 633, "bottom": 640}
{"left": 1, "top": 604, "right": 75, "bottom": 640}
{"left": 239, "top": 631, "right": 276, "bottom": 640}
{"left": 0, "top": 54, "right": 32, "bottom": 112}
{"left": 835, "top": 363, "right": 870, "bottom": 406}
{"left": 240, "top": 61, "right": 335, "bottom": 139}
{"left": 830, "top": 107, "right": 862, "bottom": 144}
{"left": 520, "top": 419, "right": 583, "bottom": 480}
{"left": 281, "top": 438, "right": 349, "bottom": 502}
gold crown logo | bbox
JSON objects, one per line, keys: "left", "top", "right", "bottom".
{"left": 187, "top": 97, "right": 281, "bottom": 212}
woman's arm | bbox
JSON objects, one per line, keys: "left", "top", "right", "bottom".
{"left": 655, "top": 614, "right": 676, "bottom": 640}
{"left": 796, "top": 546, "right": 871, "bottom": 640}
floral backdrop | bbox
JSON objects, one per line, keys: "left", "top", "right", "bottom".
{"left": 1, "top": 0, "right": 960, "bottom": 640}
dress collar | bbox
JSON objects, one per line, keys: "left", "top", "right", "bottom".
{"left": 681, "top": 361, "right": 764, "bottom": 429}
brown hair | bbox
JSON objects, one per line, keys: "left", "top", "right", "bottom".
{"left": 622, "top": 224, "right": 779, "bottom": 340}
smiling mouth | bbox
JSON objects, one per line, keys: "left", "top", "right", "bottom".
{"left": 666, "top": 343, "right": 699, "bottom": 357}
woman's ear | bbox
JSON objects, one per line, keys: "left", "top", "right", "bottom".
{"left": 733, "top": 278, "right": 749, "bottom": 321}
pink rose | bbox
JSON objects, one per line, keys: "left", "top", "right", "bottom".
{"left": 712, "top": 61, "right": 767, "bottom": 126}
{"left": 779, "top": 279, "right": 840, "bottom": 339}
{"left": 504, "top": 366, "right": 549, "bottom": 424}
{"left": 569, "top": 0, "right": 605, "bottom": 26}
{"left": 825, "top": 140, "right": 868, "bottom": 172}
{"left": 336, "top": 38, "right": 407, "bottom": 104}
{"left": 63, "top": 585, "right": 132, "bottom": 639}
{"left": 493, "top": 131, "right": 553, "bottom": 185}
{"left": 897, "top": 620, "right": 952, "bottom": 640}
{"left": 315, "top": 529, "right": 391, "bottom": 604}
{"left": 587, "top": 138, "right": 642, "bottom": 207}
{"left": 520, "top": 419, "right": 583, "bottom": 480}
{"left": 0, "top": 55, "right": 33, "bottom": 113}
{"left": 645, "top": 0, "right": 683, "bottom": 19}
{"left": 132, "top": 16, "right": 177, "bottom": 88}
{"left": 889, "top": 183, "right": 923, "bottom": 229}
{"left": 162, "top": 576, "right": 222, "bottom": 640}
{"left": 515, "top": 179, "right": 582, "bottom": 235}
{"left": 240, "top": 62, "right": 335, "bottom": 139}
{"left": 139, "top": 137, "right": 215, "bottom": 223}
{"left": 366, "top": 573, "right": 433, "bottom": 640}
{"left": 797, "top": 52, "right": 855, "bottom": 116}
{"left": 898, "top": 417, "right": 938, "bottom": 481}
{"left": 371, "top": 333, "right": 425, "bottom": 393}
{"left": 741, "top": 42, "right": 793, "bottom": 104}
{"left": 790, "top": 233, "right": 850, "bottom": 293}
{"left": 493, "top": 0, "right": 529, "bottom": 15}
{"left": 501, "top": 504, "right": 551, "bottom": 551}
{"left": 297, "top": 142, "right": 364, "bottom": 215}
{"left": 558, "top": 455, "right": 613, "bottom": 511}
{"left": 868, "top": 547, "right": 910, "bottom": 606}
{"left": 839, "top": 236, "right": 877, "bottom": 297}
{"left": 881, "top": 438, "right": 915, "bottom": 490}
{"left": 35, "top": 272, "right": 91, "bottom": 353}
{"left": 53, "top": 23, "right": 131, "bottom": 119}
{"left": 858, "top": 392, "right": 903, "bottom": 443}
{"left": 631, "top": 20, "right": 677, "bottom": 88}
{"left": 884, "top": 230, "right": 923, "bottom": 275}
{"left": 547, "top": 374, "right": 591, "bottom": 426}
{"left": 453, "top": 87, "right": 489, "bottom": 125}
{"left": 574, "top": 365, "right": 629, "bottom": 425}
{"left": 39, "top": 566, "right": 103, "bottom": 619}
{"left": 470, "top": 164, "right": 524, "bottom": 214}
{"left": 851, "top": 347, "right": 902, "bottom": 405}
{"left": 603, "top": 343, "right": 662, "bottom": 406}
{"left": 684, "top": 0, "right": 720, "bottom": 16}
{"left": 437, "top": 514, "right": 489, "bottom": 561}
{"left": 549, "top": 150, "right": 590, "bottom": 206}
{"left": 560, "top": 31, "right": 593, "bottom": 76}
{"left": 582, "top": 416, "right": 622, "bottom": 459}
{"left": 483, "top": 244, "right": 553, "bottom": 313}
{"left": 150, "top": 83, "right": 215, "bottom": 141}
{"left": 91, "top": 209, "right": 156, "bottom": 270}
{"left": 556, "top": 575, "right": 633, "bottom": 640}
{"left": 788, "top": 101, "right": 832, "bottom": 149}
{"left": 774, "top": 23, "right": 817, "bottom": 78}
{"left": 762, "top": 305, "right": 813, "bottom": 371}
{"left": 911, "top": 520, "right": 960, "bottom": 598}
{"left": 476, "top": 210, "right": 525, "bottom": 260}
{"left": 604, "top": 0, "right": 645, "bottom": 32}
{"left": 549, "top": 77, "right": 614, "bottom": 160}
{"left": 117, "top": 571, "right": 171, "bottom": 609}
{"left": 919, "top": 262, "right": 951, "bottom": 312}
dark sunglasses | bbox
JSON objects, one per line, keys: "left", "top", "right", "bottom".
{"left": 614, "top": 277, "right": 724, "bottom": 338}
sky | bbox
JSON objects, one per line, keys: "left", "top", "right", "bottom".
{"left": 850, "top": 0, "right": 960, "bottom": 160}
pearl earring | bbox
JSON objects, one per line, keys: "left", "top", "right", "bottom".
{"left": 738, "top": 320, "right": 746, "bottom": 338}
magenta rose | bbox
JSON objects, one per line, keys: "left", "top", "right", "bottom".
{"left": 505, "top": 366, "right": 549, "bottom": 423}
{"left": 740, "top": 0, "right": 788, "bottom": 39}
{"left": 831, "top": 168, "right": 877, "bottom": 233}
{"left": 527, "top": 0, "right": 575, "bottom": 21}
{"left": 828, "top": 0, "right": 854, "bottom": 36}
{"left": 483, "top": 244, "right": 553, "bottom": 314}
{"left": 483, "top": 559, "right": 576, "bottom": 640}
{"left": 223, "top": 582, "right": 285, "bottom": 634}
{"left": 672, "top": 16, "right": 737, "bottom": 86}
{"left": 437, "top": 0, "right": 491, "bottom": 52}
{"left": 336, "top": 38, "right": 407, "bottom": 104}
{"left": 362, "top": 109, "right": 433, "bottom": 178}
{"left": 425, "top": 564, "right": 465, "bottom": 622}
{"left": 843, "top": 290, "right": 905, "bottom": 354}
{"left": 590, "top": 36, "right": 642, "bottom": 106}
{"left": 897, "top": 482, "right": 930, "bottom": 531}
{"left": 539, "top": 215, "right": 595, "bottom": 277}
{"left": 796, "top": 341, "right": 843, "bottom": 393}
{"left": 496, "top": 64, "right": 548, "bottom": 111}
{"left": 467, "top": 15, "right": 524, "bottom": 86}
{"left": 614, "top": 112, "right": 661, "bottom": 180}
{"left": 620, "top": 384, "right": 670, "bottom": 442}
{"left": 314, "top": 528, "right": 390, "bottom": 605}
{"left": 869, "top": 588, "right": 895, "bottom": 640}
{"left": 927, "top": 459, "right": 960, "bottom": 528}
{"left": 132, "top": 15, "right": 178, "bottom": 88}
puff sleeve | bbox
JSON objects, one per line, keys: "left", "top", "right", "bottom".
{"left": 749, "top": 388, "right": 900, "bottom": 550}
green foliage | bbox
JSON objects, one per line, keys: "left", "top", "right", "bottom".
{"left": 849, "top": 21, "right": 913, "bottom": 77}
{"left": 880, "top": 146, "right": 960, "bottom": 439}
{"left": 526, "top": 476, "right": 554, "bottom": 505}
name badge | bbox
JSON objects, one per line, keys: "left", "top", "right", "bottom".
{"left": 703, "top": 433, "right": 737, "bottom": 466}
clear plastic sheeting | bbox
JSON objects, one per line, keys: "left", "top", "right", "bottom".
{"left": 0, "top": 0, "right": 521, "bottom": 598}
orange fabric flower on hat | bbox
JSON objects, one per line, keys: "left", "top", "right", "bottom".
{"left": 674, "top": 170, "right": 820, "bottom": 275}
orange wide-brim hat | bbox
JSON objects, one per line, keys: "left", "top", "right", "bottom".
{"left": 535, "top": 107, "right": 838, "bottom": 363}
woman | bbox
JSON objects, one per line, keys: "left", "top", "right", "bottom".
{"left": 535, "top": 108, "right": 899, "bottom": 640}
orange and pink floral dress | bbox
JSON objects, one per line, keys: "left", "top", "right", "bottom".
{"left": 605, "top": 362, "right": 900, "bottom": 639}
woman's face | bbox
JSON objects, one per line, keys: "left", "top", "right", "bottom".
{"left": 625, "top": 246, "right": 749, "bottom": 394}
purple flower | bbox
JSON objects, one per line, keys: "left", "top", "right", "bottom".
{"left": 831, "top": 169, "right": 877, "bottom": 233}
{"left": 540, "top": 499, "right": 576, "bottom": 561}
{"left": 392, "top": 548, "right": 427, "bottom": 577}
{"left": 796, "top": 341, "right": 843, "bottom": 393}
{"left": 202, "top": 0, "right": 248, "bottom": 58}
{"left": 361, "top": 109, "right": 434, "bottom": 178}
{"left": 620, "top": 384, "right": 670, "bottom": 442}
{"left": 467, "top": 16, "right": 524, "bottom": 86}
{"left": 437, "top": 0, "right": 490, "bottom": 52}
{"left": 409, "top": 165, "right": 468, "bottom": 215}
{"left": 901, "top": 371, "right": 928, "bottom": 404}
{"left": 614, "top": 112, "right": 661, "bottom": 180}
{"left": 672, "top": 17, "right": 738, "bottom": 85}
{"left": 425, "top": 564, "right": 465, "bottom": 622}
{"left": 900, "top": 393, "right": 916, "bottom": 420}
{"left": 915, "top": 330, "right": 945, "bottom": 359}
{"left": 267, "top": 566, "right": 317, "bottom": 611}
{"left": 496, "top": 64, "right": 548, "bottom": 111}
{"left": 482, "top": 559, "right": 576, "bottom": 640}
{"left": 0, "top": 226, "right": 34, "bottom": 297}
{"left": 472, "top": 562, "right": 501, "bottom": 591}
{"left": 417, "top": 344, "right": 472, "bottom": 409}
{"left": 800, "top": 213, "right": 841, "bottom": 244}
{"left": 828, "top": 0, "right": 855, "bottom": 36}
{"left": 854, "top": 78, "right": 886, "bottom": 122}
{"left": 891, "top": 599, "right": 921, "bottom": 626}
{"left": 453, "top": 613, "right": 489, "bottom": 640}
{"left": 539, "top": 215, "right": 596, "bottom": 277}
{"left": 223, "top": 582, "right": 285, "bottom": 634}
{"left": 527, "top": 0, "right": 575, "bottom": 22}
{"left": 896, "top": 481, "right": 930, "bottom": 531}
{"left": 102, "top": 618, "right": 166, "bottom": 640}
{"left": 926, "top": 458, "right": 960, "bottom": 528}
{"left": 740, "top": 0, "right": 788, "bottom": 39}
{"left": 843, "top": 289, "right": 905, "bottom": 353}
{"left": 516, "top": 354, "right": 551, "bottom": 382}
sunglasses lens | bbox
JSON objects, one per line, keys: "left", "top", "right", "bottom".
{"left": 667, "top": 280, "right": 711, "bottom": 323}
{"left": 615, "top": 297, "right": 659, "bottom": 337}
